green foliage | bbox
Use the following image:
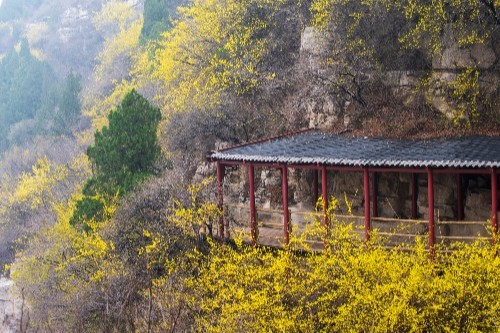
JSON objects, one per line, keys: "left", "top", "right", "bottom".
{"left": 36, "top": 71, "right": 83, "bottom": 135}
{"left": 69, "top": 195, "right": 105, "bottom": 230}
{"left": 71, "top": 90, "right": 161, "bottom": 230}
{"left": 0, "top": 39, "right": 56, "bottom": 150}
{"left": 141, "top": 0, "right": 172, "bottom": 41}
{"left": 87, "top": 89, "right": 162, "bottom": 195}
{"left": 54, "top": 71, "right": 82, "bottom": 133}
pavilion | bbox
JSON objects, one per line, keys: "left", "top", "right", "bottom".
{"left": 207, "top": 130, "right": 500, "bottom": 252}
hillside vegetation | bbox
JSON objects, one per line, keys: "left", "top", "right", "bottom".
{"left": 0, "top": 0, "right": 498, "bottom": 331}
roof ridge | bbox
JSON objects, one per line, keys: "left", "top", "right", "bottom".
{"left": 209, "top": 132, "right": 500, "bottom": 169}
{"left": 217, "top": 128, "right": 315, "bottom": 153}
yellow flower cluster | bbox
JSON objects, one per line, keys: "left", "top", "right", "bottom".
{"left": 184, "top": 222, "right": 500, "bottom": 332}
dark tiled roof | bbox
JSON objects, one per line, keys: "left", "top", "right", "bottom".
{"left": 209, "top": 131, "right": 500, "bottom": 168}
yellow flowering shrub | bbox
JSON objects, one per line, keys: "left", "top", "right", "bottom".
{"left": 10, "top": 190, "right": 121, "bottom": 330}
{"left": 171, "top": 177, "right": 221, "bottom": 238}
{"left": 181, "top": 220, "right": 500, "bottom": 332}
{"left": 10, "top": 157, "right": 68, "bottom": 209}
{"left": 153, "top": 0, "right": 288, "bottom": 113}
{"left": 10, "top": 178, "right": 500, "bottom": 332}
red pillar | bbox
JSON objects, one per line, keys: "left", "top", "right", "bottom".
{"left": 216, "top": 162, "right": 225, "bottom": 241}
{"left": 282, "top": 166, "right": 290, "bottom": 246}
{"left": 363, "top": 167, "right": 371, "bottom": 242}
{"left": 312, "top": 169, "right": 319, "bottom": 207}
{"left": 248, "top": 164, "right": 257, "bottom": 246}
{"left": 321, "top": 166, "right": 328, "bottom": 229}
{"left": 372, "top": 172, "right": 378, "bottom": 218}
{"left": 411, "top": 173, "right": 418, "bottom": 219}
{"left": 427, "top": 168, "right": 435, "bottom": 258}
{"left": 457, "top": 174, "right": 464, "bottom": 221}
{"left": 492, "top": 169, "right": 498, "bottom": 236}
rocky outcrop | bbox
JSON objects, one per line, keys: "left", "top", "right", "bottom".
{"left": 58, "top": 5, "right": 91, "bottom": 43}
{"left": 0, "top": 278, "right": 24, "bottom": 333}
{"left": 298, "top": 26, "right": 499, "bottom": 129}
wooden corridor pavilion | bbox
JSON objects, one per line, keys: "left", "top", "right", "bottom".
{"left": 208, "top": 130, "right": 500, "bottom": 252}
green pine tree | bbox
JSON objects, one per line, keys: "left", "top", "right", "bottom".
{"left": 71, "top": 90, "right": 162, "bottom": 228}
{"left": 87, "top": 89, "right": 162, "bottom": 193}
{"left": 0, "top": 39, "right": 56, "bottom": 150}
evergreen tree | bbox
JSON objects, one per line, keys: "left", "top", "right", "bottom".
{"left": 140, "top": 0, "right": 190, "bottom": 41}
{"left": 7, "top": 40, "right": 51, "bottom": 121}
{"left": 71, "top": 90, "right": 161, "bottom": 228}
{"left": 0, "top": 40, "right": 56, "bottom": 150}
{"left": 35, "top": 71, "right": 82, "bottom": 135}
{"left": 141, "top": 0, "right": 171, "bottom": 41}
{"left": 87, "top": 89, "right": 162, "bottom": 195}
{"left": 53, "top": 71, "right": 82, "bottom": 134}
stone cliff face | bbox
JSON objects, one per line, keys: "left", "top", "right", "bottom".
{"left": 297, "top": 26, "right": 499, "bottom": 132}
{"left": 58, "top": 5, "right": 92, "bottom": 43}
{"left": 0, "top": 277, "right": 23, "bottom": 333}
